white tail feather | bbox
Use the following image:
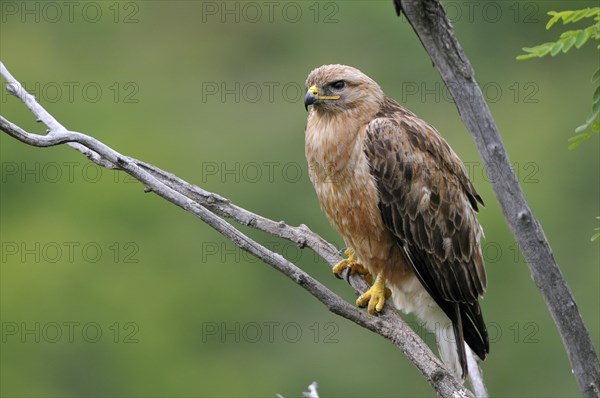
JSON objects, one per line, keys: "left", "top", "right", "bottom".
{"left": 389, "top": 283, "right": 478, "bottom": 384}
{"left": 436, "top": 322, "right": 463, "bottom": 380}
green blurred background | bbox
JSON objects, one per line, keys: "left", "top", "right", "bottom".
{"left": 1, "top": 1, "right": 598, "bottom": 397}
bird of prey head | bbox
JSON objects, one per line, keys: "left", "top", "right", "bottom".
{"left": 304, "top": 64, "right": 385, "bottom": 115}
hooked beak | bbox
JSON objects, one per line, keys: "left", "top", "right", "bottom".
{"left": 304, "top": 84, "right": 319, "bottom": 111}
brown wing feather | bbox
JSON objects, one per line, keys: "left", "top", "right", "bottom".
{"left": 366, "top": 97, "right": 489, "bottom": 359}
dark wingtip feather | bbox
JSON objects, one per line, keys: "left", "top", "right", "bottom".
{"left": 452, "top": 303, "right": 469, "bottom": 378}
{"left": 461, "top": 302, "right": 490, "bottom": 360}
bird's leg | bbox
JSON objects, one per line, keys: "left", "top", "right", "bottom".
{"left": 356, "top": 273, "right": 392, "bottom": 315}
{"left": 332, "top": 248, "right": 373, "bottom": 285}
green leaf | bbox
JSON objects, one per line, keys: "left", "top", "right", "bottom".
{"left": 550, "top": 41, "right": 564, "bottom": 55}
{"left": 568, "top": 132, "right": 592, "bottom": 150}
{"left": 562, "top": 35, "right": 577, "bottom": 52}
{"left": 546, "top": 8, "right": 600, "bottom": 28}
{"left": 538, "top": 44, "right": 554, "bottom": 57}
{"left": 559, "top": 30, "right": 576, "bottom": 39}
{"left": 572, "top": 8, "right": 593, "bottom": 23}
{"left": 578, "top": 8, "right": 598, "bottom": 22}
{"left": 563, "top": 10, "right": 579, "bottom": 24}
{"left": 574, "top": 29, "right": 590, "bottom": 48}
{"left": 516, "top": 54, "right": 533, "bottom": 60}
{"left": 546, "top": 11, "right": 562, "bottom": 29}
{"left": 594, "top": 85, "right": 600, "bottom": 104}
{"left": 574, "top": 108, "right": 600, "bottom": 133}
{"left": 517, "top": 43, "right": 556, "bottom": 59}
{"left": 520, "top": 46, "right": 537, "bottom": 54}
{"left": 592, "top": 120, "right": 600, "bottom": 132}
{"left": 516, "top": 54, "right": 535, "bottom": 61}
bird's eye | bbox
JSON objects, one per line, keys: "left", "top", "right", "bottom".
{"left": 331, "top": 80, "right": 345, "bottom": 90}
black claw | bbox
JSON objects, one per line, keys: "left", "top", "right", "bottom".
{"left": 343, "top": 267, "right": 352, "bottom": 284}
{"left": 334, "top": 271, "right": 343, "bottom": 280}
{"left": 337, "top": 246, "right": 348, "bottom": 256}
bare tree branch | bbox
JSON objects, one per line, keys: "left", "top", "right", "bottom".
{"left": 0, "top": 61, "right": 477, "bottom": 397}
{"left": 395, "top": 1, "right": 600, "bottom": 396}
{"left": 466, "top": 348, "right": 487, "bottom": 398}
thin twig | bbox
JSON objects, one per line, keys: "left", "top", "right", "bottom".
{"left": 467, "top": 348, "right": 487, "bottom": 398}
{"left": 0, "top": 61, "right": 474, "bottom": 397}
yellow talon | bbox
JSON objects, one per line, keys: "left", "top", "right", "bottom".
{"left": 356, "top": 274, "right": 390, "bottom": 314}
{"left": 332, "top": 248, "right": 373, "bottom": 285}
